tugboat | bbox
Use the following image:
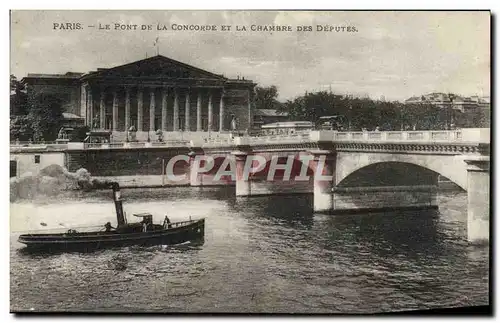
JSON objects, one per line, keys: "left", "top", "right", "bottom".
{"left": 18, "top": 181, "right": 205, "bottom": 251}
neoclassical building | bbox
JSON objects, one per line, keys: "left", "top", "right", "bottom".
{"left": 22, "top": 55, "right": 256, "bottom": 139}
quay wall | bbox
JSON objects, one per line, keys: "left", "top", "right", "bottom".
{"left": 10, "top": 151, "right": 66, "bottom": 178}
{"left": 65, "top": 147, "right": 191, "bottom": 176}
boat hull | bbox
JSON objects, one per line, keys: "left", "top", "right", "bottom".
{"left": 18, "top": 219, "right": 205, "bottom": 252}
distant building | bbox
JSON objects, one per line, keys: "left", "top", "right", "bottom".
{"left": 405, "top": 92, "right": 490, "bottom": 113}
{"left": 253, "top": 109, "right": 289, "bottom": 128}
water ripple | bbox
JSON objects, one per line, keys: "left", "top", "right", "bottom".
{"left": 10, "top": 188, "right": 489, "bottom": 313}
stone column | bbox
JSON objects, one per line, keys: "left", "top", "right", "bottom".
{"left": 465, "top": 156, "right": 490, "bottom": 244}
{"left": 185, "top": 90, "right": 191, "bottom": 131}
{"left": 149, "top": 88, "right": 156, "bottom": 131}
{"left": 125, "top": 87, "right": 131, "bottom": 131}
{"left": 310, "top": 150, "right": 336, "bottom": 213}
{"left": 88, "top": 89, "right": 94, "bottom": 129}
{"left": 219, "top": 90, "right": 225, "bottom": 132}
{"left": 247, "top": 89, "right": 252, "bottom": 133}
{"left": 137, "top": 88, "right": 143, "bottom": 132}
{"left": 99, "top": 88, "right": 106, "bottom": 129}
{"left": 112, "top": 90, "right": 118, "bottom": 131}
{"left": 80, "top": 85, "right": 87, "bottom": 124}
{"left": 208, "top": 91, "right": 213, "bottom": 132}
{"left": 173, "top": 88, "right": 179, "bottom": 131}
{"left": 161, "top": 88, "right": 168, "bottom": 131}
{"left": 196, "top": 90, "right": 202, "bottom": 131}
{"left": 233, "top": 151, "right": 251, "bottom": 196}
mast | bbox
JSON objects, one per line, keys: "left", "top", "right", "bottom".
{"left": 111, "top": 182, "right": 126, "bottom": 226}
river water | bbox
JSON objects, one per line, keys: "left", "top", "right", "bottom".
{"left": 10, "top": 187, "right": 489, "bottom": 313}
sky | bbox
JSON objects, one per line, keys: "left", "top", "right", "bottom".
{"left": 10, "top": 10, "right": 490, "bottom": 102}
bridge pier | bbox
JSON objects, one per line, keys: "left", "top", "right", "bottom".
{"left": 331, "top": 185, "right": 438, "bottom": 213}
{"left": 233, "top": 150, "right": 251, "bottom": 196}
{"left": 310, "top": 150, "right": 336, "bottom": 212}
{"left": 188, "top": 152, "right": 203, "bottom": 187}
{"left": 465, "top": 156, "right": 490, "bottom": 244}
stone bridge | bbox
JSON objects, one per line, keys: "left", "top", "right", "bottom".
{"left": 10, "top": 128, "right": 490, "bottom": 243}
{"left": 189, "top": 129, "right": 490, "bottom": 244}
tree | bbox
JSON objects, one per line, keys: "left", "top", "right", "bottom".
{"left": 377, "top": 100, "right": 399, "bottom": 130}
{"left": 10, "top": 75, "right": 28, "bottom": 116}
{"left": 399, "top": 102, "right": 445, "bottom": 130}
{"left": 255, "top": 86, "right": 281, "bottom": 110}
{"left": 27, "top": 93, "right": 64, "bottom": 141}
{"left": 477, "top": 107, "right": 491, "bottom": 128}
{"left": 279, "top": 96, "right": 305, "bottom": 120}
{"left": 276, "top": 90, "right": 485, "bottom": 131}
{"left": 10, "top": 115, "right": 33, "bottom": 141}
{"left": 280, "top": 91, "right": 400, "bottom": 130}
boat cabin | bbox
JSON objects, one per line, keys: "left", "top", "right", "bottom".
{"left": 134, "top": 213, "right": 154, "bottom": 231}
{"left": 114, "top": 214, "right": 162, "bottom": 233}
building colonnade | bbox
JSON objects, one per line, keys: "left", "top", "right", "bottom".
{"left": 83, "top": 85, "right": 228, "bottom": 132}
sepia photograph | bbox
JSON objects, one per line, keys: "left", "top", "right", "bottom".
{"left": 9, "top": 10, "right": 490, "bottom": 314}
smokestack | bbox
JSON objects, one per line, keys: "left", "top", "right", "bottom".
{"left": 111, "top": 182, "right": 126, "bottom": 227}
{"left": 80, "top": 179, "right": 127, "bottom": 227}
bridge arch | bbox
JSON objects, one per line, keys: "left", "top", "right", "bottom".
{"left": 335, "top": 152, "right": 468, "bottom": 191}
{"left": 337, "top": 161, "right": 439, "bottom": 188}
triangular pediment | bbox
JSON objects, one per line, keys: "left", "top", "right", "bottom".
{"left": 86, "top": 55, "right": 226, "bottom": 80}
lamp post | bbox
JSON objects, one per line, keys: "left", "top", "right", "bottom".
{"left": 447, "top": 93, "right": 456, "bottom": 130}
{"left": 348, "top": 95, "right": 353, "bottom": 131}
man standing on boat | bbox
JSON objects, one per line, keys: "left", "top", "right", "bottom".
{"left": 104, "top": 222, "right": 115, "bottom": 232}
{"left": 163, "top": 215, "right": 172, "bottom": 229}
{"left": 141, "top": 215, "right": 153, "bottom": 232}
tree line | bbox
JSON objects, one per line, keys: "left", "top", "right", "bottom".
{"left": 256, "top": 86, "right": 490, "bottom": 131}
{"left": 10, "top": 75, "right": 89, "bottom": 142}
{"left": 10, "top": 77, "right": 490, "bottom": 142}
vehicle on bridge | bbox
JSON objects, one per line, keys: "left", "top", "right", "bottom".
{"left": 259, "top": 121, "right": 314, "bottom": 136}
{"left": 18, "top": 181, "right": 205, "bottom": 252}
{"left": 83, "top": 130, "right": 112, "bottom": 144}
{"left": 318, "top": 115, "right": 348, "bottom": 131}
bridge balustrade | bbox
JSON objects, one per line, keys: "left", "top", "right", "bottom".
{"left": 80, "top": 140, "right": 191, "bottom": 149}
{"left": 386, "top": 132, "right": 403, "bottom": 140}
{"left": 351, "top": 132, "right": 364, "bottom": 140}
{"left": 10, "top": 129, "right": 486, "bottom": 151}
{"left": 325, "top": 130, "right": 465, "bottom": 142}
{"left": 10, "top": 141, "right": 69, "bottom": 151}
{"left": 368, "top": 132, "right": 382, "bottom": 140}
{"left": 407, "top": 132, "right": 424, "bottom": 140}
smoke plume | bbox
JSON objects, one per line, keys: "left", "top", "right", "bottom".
{"left": 10, "top": 164, "right": 93, "bottom": 202}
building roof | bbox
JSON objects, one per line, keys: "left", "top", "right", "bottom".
{"left": 81, "top": 54, "right": 229, "bottom": 81}
{"left": 62, "top": 112, "right": 84, "bottom": 120}
{"left": 405, "top": 92, "right": 491, "bottom": 104}
{"left": 23, "top": 72, "right": 83, "bottom": 79}
{"left": 20, "top": 55, "right": 255, "bottom": 85}
{"left": 254, "top": 109, "right": 288, "bottom": 117}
